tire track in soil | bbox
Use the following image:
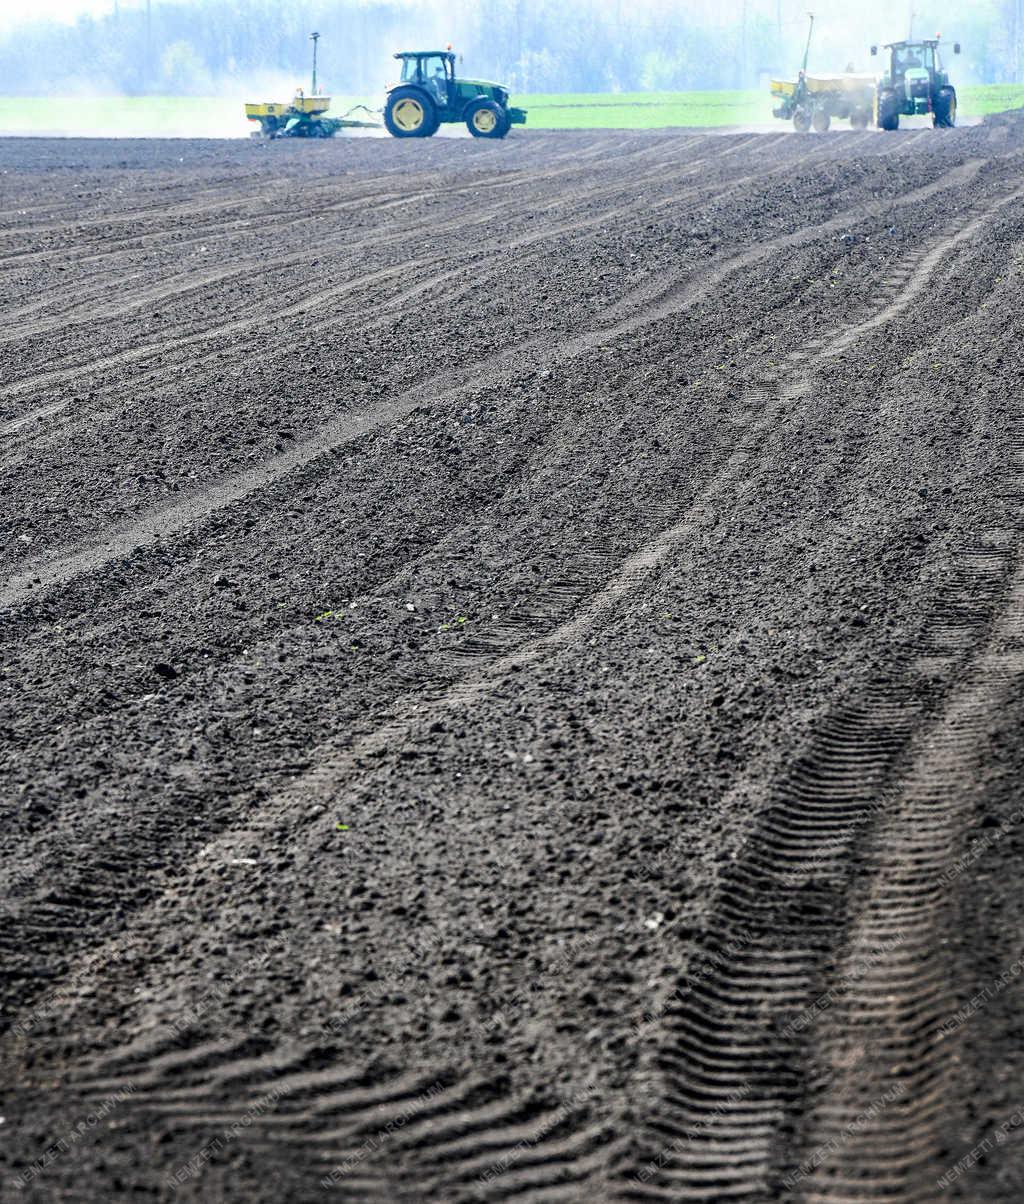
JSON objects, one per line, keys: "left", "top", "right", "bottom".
{"left": 780, "top": 363, "right": 1021, "bottom": 1194}
{"left": 0, "top": 162, "right": 992, "bottom": 809}
{"left": 0, "top": 234, "right": 852, "bottom": 1204}
{"left": 0, "top": 171, "right": 369, "bottom": 237}
{"left": 793, "top": 531, "right": 1024, "bottom": 1195}
{"left": 0, "top": 128, "right": 920, "bottom": 462}
{"left": 0, "top": 132, "right": 683, "bottom": 279}
{"left": 0, "top": 139, "right": 710, "bottom": 414}
{"left": 343, "top": 140, "right": 832, "bottom": 342}
{"left": 0, "top": 127, "right": 882, "bottom": 411}
{"left": 0, "top": 173, "right": 467, "bottom": 269}
{"left": 0, "top": 159, "right": 989, "bottom": 608}
{"left": 3, "top": 133, "right": 1020, "bottom": 1203}
{"left": 597, "top": 158, "right": 985, "bottom": 335}
{"left": 0, "top": 148, "right": 756, "bottom": 450}
{"left": 5, "top": 146, "right": 768, "bottom": 511}
{"left": 0, "top": 145, "right": 799, "bottom": 440}
{"left": 13, "top": 171, "right": 1012, "bottom": 1204}
{"left": 71, "top": 1041, "right": 618, "bottom": 1201}
{"left": 0, "top": 329, "right": 702, "bottom": 987}
{"left": 0, "top": 256, "right": 418, "bottom": 406}
{"left": 608, "top": 187, "right": 1024, "bottom": 1203}
{"left": 0, "top": 145, "right": 650, "bottom": 334}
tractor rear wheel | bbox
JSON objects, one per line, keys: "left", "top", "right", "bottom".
{"left": 384, "top": 87, "right": 439, "bottom": 138}
{"left": 878, "top": 90, "right": 900, "bottom": 131}
{"left": 465, "top": 99, "right": 509, "bottom": 139}
{"left": 793, "top": 106, "right": 812, "bottom": 133}
{"left": 812, "top": 108, "right": 831, "bottom": 133}
{"left": 850, "top": 107, "right": 869, "bottom": 130}
{"left": 934, "top": 86, "right": 957, "bottom": 127}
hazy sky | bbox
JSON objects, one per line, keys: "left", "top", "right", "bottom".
{"left": 0, "top": 0, "right": 991, "bottom": 45}
{"left": 25, "top": 0, "right": 117, "bottom": 15}
{"left": 0, "top": 0, "right": 115, "bottom": 30}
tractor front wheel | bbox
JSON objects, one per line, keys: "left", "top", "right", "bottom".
{"left": 850, "top": 107, "right": 870, "bottom": 130}
{"left": 793, "top": 106, "right": 812, "bottom": 133}
{"left": 465, "top": 99, "right": 509, "bottom": 139}
{"left": 384, "top": 87, "right": 439, "bottom": 138}
{"left": 934, "top": 87, "right": 957, "bottom": 128}
{"left": 878, "top": 90, "right": 900, "bottom": 131}
{"left": 812, "top": 108, "right": 831, "bottom": 133}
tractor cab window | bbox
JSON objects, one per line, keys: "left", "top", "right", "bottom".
{"left": 421, "top": 55, "right": 451, "bottom": 104}
{"left": 893, "top": 46, "right": 922, "bottom": 72}
{"left": 400, "top": 58, "right": 422, "bottom": 84}
{"left": 921, "top": 45, "right": 936, "bottom": 71}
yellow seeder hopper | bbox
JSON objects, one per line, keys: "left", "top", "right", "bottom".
{"left": 771, "top": 72, "right": 877, "bottom": 132}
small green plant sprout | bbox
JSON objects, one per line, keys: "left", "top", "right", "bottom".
{"left": 335, "top": 822, "right": 350, "bottom": 831}
{"left": 661, "top": 611, "right": 675, "bottom": 619}
{"left": 438, "top": 616, "right": 470, "bottom": 632}
{"left": 314, "top": 609, "right": 335, "bottom": 622}
{"left": 693, "top": 653, "right": 707, "bottom": 665}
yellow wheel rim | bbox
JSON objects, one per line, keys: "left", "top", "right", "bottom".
{"left": 393, "top": 98, "right": 425, "bottom": 132}
{"left": 473, "top": 108, "right": 498, "bottom": 133}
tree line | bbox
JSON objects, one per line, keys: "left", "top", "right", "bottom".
{"left": 0, "top": 0, "right": 1019, "bottom": 97}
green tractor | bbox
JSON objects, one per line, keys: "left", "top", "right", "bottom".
{"left": 384, "top": 50, "right": 527, "bottom": 139}
{"left": 870, "top": 38, "right": 961, "bottom": 130}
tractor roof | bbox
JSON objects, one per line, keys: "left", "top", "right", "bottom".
{"left": 884, "top": 39, "right": 942, "bottom": 49}
{"left": 394, "top": 50, "right": 455, "bottom": 60}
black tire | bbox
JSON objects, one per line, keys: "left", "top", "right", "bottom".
{"left": 934, "top": 86, "right": 957, "bottom": 128}
{"left": 384, "top": 87, "right": 439, "bottom": 138}
{"left": 850, "top": 107, "right": 869, "bottom": 130}
{"left": 878, "top": 90, "right": 900, "bottom": 131}
{"left": 812, "top": 108, "right": 831, "bottom": 133}
{"left": 465, "top": 98, "right": 508, "bottom": 139}
{"left": 793, "top": 106, "right": 812, "bottom": 133}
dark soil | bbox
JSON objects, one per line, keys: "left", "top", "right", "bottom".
{"left": 2, "top": 121, "right": 1024, "bottom": 1202}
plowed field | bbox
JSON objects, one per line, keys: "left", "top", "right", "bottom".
{"left": 3, "top": 122, "right": 1024, "bottom": 1202}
